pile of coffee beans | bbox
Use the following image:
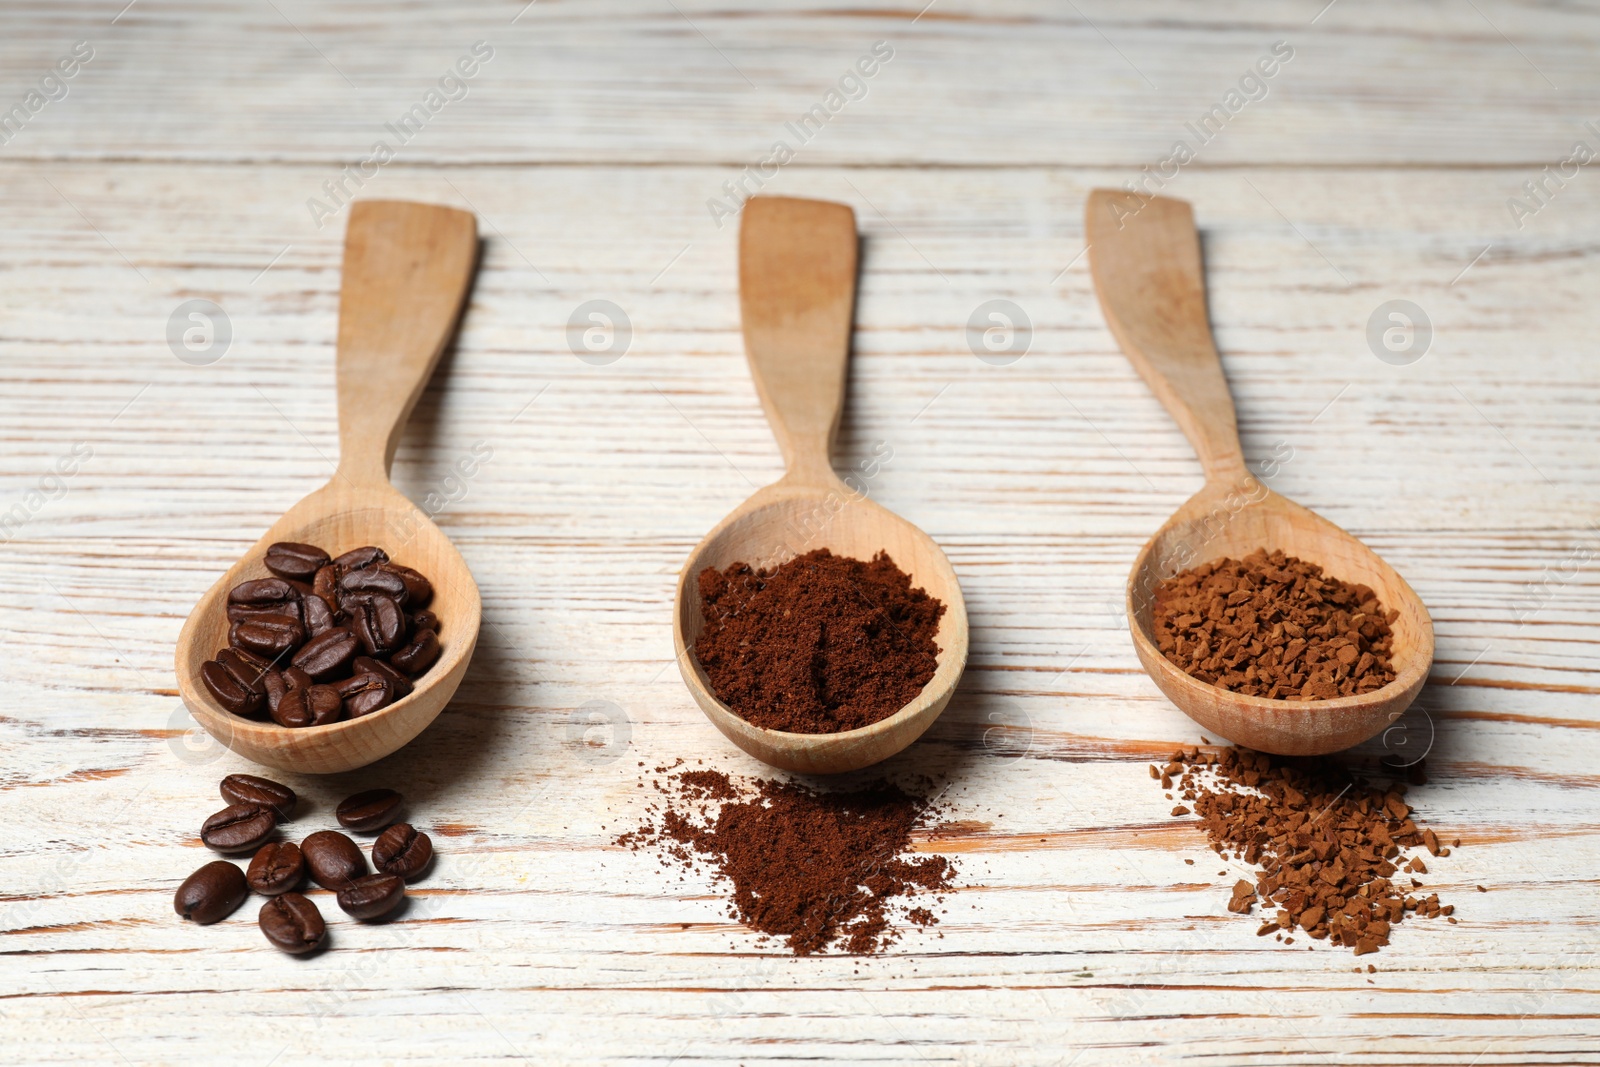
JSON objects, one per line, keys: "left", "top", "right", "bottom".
{"left": 201, "top": 542, "right": 443, "bottom": 727}
{"left": 174, "top": 773, "right": 436, "bottom": 955}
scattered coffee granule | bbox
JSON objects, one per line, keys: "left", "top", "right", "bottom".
{"left": 1152, "top": 549, "right": 1398, "bottom": 700}
{"left": 1160, "top": 746, "right": 1457, "bottom": 955}
{"left": 617, "top": 769, "right": 956, "bottom": 955}
{"left": 696, "top": 548, "right": 945, "bottom": 733}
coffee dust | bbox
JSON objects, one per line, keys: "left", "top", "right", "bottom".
{"left": 696, "top": 548, "right": 945, "bottom": 733}
{"left": 1152, "top": 549, "right": 1397, "bottom": 700}
{"left": 617, "top": 767, "right": 957, "bottom": 955}
{"left": 1157, "top": 745, "right": 1457, "bottom": 955}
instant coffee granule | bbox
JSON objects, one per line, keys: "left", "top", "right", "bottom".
{"left": 1152, "top": 549, "right": 1397, "bottom": 700}
{"left": 696, "top": 548, "right": 945, "bottom": 733}
{"left": 617, "top": 767, "right": 957, "bottom": 955}
{"left": 1156, "top": 746, "right": 1457, "bottom": 955}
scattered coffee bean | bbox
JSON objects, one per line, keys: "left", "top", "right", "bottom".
{"left": 247, "top": 841, "right": 306, "bottom": 896}
{"left": 372, "top": 823, "right": 433, "bottom": 880}
{"left": 174, "top": 860, "right": 249, "bottom": 924}
{"left": 301, "top": 829, "right": 366, "bottom": 889}
{"left": 200, "top": 803, "right": 276, "bottom": 854}
{"left": 200, "top": 541, "right": 444, "bottom": 727}
{"left": 352, "top": 656, "right": 413, "bottom": 700}
{"left": 336, "top": 872, "right": 407, "bottom": 920}
{"left": 390, "top": 628, "right": 441, "bottom": 676}
{"left": 259, "top": 892, "right": 326, "bottom": 954}
{"left": 337, "top": 789, "right": 403, "bottom": 832}
{"left": 291, "top": 627, "right": 359, "bottom": 681}
{"left": 220, "top": 773, "right": 296, "bottom": 821}
{"left": 264, "top": 542, "right": 331, "bottom": 582}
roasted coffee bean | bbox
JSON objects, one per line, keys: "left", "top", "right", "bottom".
{"left": 312, "top": 563, "right": 338, "bottom": 602}
{"left": 410, "top": 609, "right": 439, "bottom": 636}
{"left": 337, "top": 788, "right": 403, "bottom": 832}
{"left": 383, "top": 564, "right": 433, "bottom": 608}
{"left": 201, "top": 803, "right": 277, "bottom": 854}
{"left": 301, "top": 591, "right": 338, "bottom": 637}
{"left": 229, "top": 577, "right": 300, "bottom": 611}
{"left": 390, "top": 628, "right": 441, "bottom": 677}
{"left": 220, "top": 773, "right": 296, "bottom": 820}
{"left": 291, "top": 627, "right": 359, "bottom": 680}
{"left": 264, "top": 666, "right": 313, "bottom": 717}
{"left": 216, "top": 646, "right": 272, "bottom": 688}
{"left": 372, "top": 823, "right": 433, "bottom": 880}
{"left": 247, "top": 841, "right": 305, "bottom": 896}
{"left": 229, "top": 613, "right": 305, "bottom": 659}
{"left": 201, "top": 659, "right": 266, "bottom": 718}
{"left": 333, "top": 545, "right": 388, "bottom": 574}
{"left": 352, "top": 656, "right": 413, "bottom": 700}
{"left": 264, "top": 542, "right": 330, "bottom": 582}
{"left": 339, "top": 673, "right": 394, "bottom": 719}
{"left": 350, "top": 595, "right": 405, "bottom": 656}
{"left": 273, "top": 683, "right": 344, "bottom": 728}
{"left": 175, "top": 860, "right": 249, "bottom": 924}
{"left": 259, "top": 892, "right": 326, "bottom": 954}
{"left": 338, "top": 565, "right": 408, "bottom": 604}
{"left": 228, "top": 598, "right": 302, "bottom": 625}
{"left": 336, "top": 872, "right": 406, "bottom": 920}
{"left": 301, "top": 830, "right": 366, "bottom": 889}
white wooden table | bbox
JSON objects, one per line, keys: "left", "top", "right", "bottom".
{"left": 3, "top": 3, "right": 1598, "bottom": 1063}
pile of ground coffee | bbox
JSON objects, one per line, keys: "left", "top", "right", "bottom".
{"left": 1156, "top": 746, "right": 1458, "bottom": 955}
{"left": 696, "top": 548, "right": 945, "bottom": 733}
{"left": 617, "top": 767, "right": 956, "bottom": 955}
{"left": 1152, "top": 549, "right": 1397, "bottom": 700}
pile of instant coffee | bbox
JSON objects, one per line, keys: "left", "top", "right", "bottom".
{"left": 175, "top": 773, "right": 435, "bottom": 954}
{"left": 1152, "top": 549, "right": 1397, "bottom": 700}
{"left": 696, "top": 548, "right": 944, "bottom": 733}
{"left": 617, "top": 765, "right": 957, "bottom": 954}
{"left": 201, "top": 542, "right": 442, "bottom": 727}
{"left": 1156, "top": 746, "right": 1460, "bottom": 956}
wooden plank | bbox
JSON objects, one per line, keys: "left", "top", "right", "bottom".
{"left": 1, "top": 1, "right": 1598, "bottom": 166}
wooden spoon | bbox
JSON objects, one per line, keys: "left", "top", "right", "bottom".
{"left": 1086, "top": 189, "right": 1433, "bottom": 756}
{"left": 672, "top": 195, "right": 969, "bottom": 774}
{"left": 175, "top": 200, "right": 482, "bottom": 774}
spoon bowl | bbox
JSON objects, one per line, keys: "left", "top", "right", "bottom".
{"left": 672, "top": 196, "right": 968, "bottom": 775}
{"left": 175, "top": 201, "right": 483, "bottom": 774}
{"left": 1088, "top": 189, "right": 1433, "bottom": 756}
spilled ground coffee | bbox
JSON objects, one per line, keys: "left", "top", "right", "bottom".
{"left": 1157, "top": 746, "right": 1457, "bottom": 955}
{"left": 696, "top": 548, "right": 944, "bottom": 733}
{"left": 617, "top": 767, "right": 956, "bottom": 955}
{"left": 1152, "top": 549, "right": 1397, "bottom": 700}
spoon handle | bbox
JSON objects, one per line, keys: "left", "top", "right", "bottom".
{"left": 739, "top": 196, "right": 859, "bottom": 489}
{"left": 1085, "top": 190, "right": 1247, "bottom": 482}
{"left": 334, "top": 200, "right": 479, "bottom": 486}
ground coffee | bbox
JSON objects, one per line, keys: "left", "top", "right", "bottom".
{"left": 1157, "top": 745, "right": 1457, "bottom": 955}
{"left": 696, "top": 549, "right": 945, "bottom": 733}
{"left": 1152, "top": 549, "right": 1397, "bottom": 700}
{"left": 617, "top": 767, "right": 956, "bottom": 955}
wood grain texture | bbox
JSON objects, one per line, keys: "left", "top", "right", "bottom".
{"left": 2, "top": 3, "right": 1600, "bottom": 1064}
